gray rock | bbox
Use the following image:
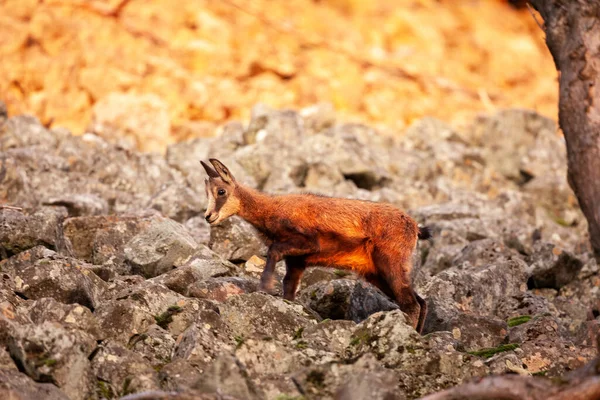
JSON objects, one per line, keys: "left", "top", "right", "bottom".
{"left": 301, "top": 319, "right": 356, "bottom": 355}
{"left": 0, "top": 369, "right": 69, "bottom": 400}
{"left": 172, "top": 323, "right": 234, "bottom": 371}
{"left": 94, "top": 299, "right": 155, "bottom": 344}
{"left": 124, "top": 218, "right": 199, "bottom": 278}
{"left": 0, "top": 207, "right": 71, "bottom": 259}
{"left": 244, "top": 104, "right": 303, "bottom": 146}
{"left": 347, "top": 311, "right": 488, "bottom": 398}
{"left": 92, "top": 342, "right": 160, "bottom": 397}
{"left": 233, "top": 336, "right": 316, "bottom": 379}
{"left": 188, "top": 277, "right": 259, "bottom": 302}
{"left": 556, "top": 272, "right": 600, "bottom": 324}
{"left": 63, "top": 213, "right": 158, "bottom": 266}
{"left": 0, "top": 287, "right": 31, "bottom": 347}
{"left": 150, "top": 248, "right": 234, "bottom": 296}
{"left": 44, "top": 194, "right": 109, "bottom": 217}
{"left": 111, "top": 281, "right": 185, "bottom": 315}
{"left": 334, "top": 368, "right": 407, "bottom": 400}
{"left": 421, "top": 258, "right": 528, "bottom": 318}
{"left": 1, "top": 246, "right": 107, "bottom": 310}
{"left": 300, "top": 267, "right": 348, "bottom": 290}
{"left": 495, "top": 292, "right": 560, "bottom": 322}
{"left": 299, "top": 133, "right": 390, "bottom": 191}
{"left": 0, "top": 346, "right": 17, "bottom": 371}
{"left": 0, "top": 115, "right": 58, "bottom": 150}
{"left": 526, "top": 242, "right": 583, "bottom": 290}
{"left": 451, "top": 238, "right": 523, "bottom": 269}
{"left": 209, "top": 217, "right": 267, "bottom": 262}
{"left": 147, "top": 183, "right": 206, "bottom": 222}
{"left": 473, "top": 109, "right": 559, "bottom": 181}
{"left": 183, "top": 215, "right": 211, "bottom": 246}
{"left": 118, "top": 390, "right": 238, "bottom": 400}
{"left": 298, "top": 279, "right": 399, "bottom": 323}
{"left": 300, "top": 102, "right": 336, "bottom": 135}
{"left": 193, "top": 353, "right": 264, "bottom": 400}
{"left": 8, "top": 321, "right": 96, "bottom": 400}
{"left": 157, "top": 359, "right": 202, "bottom": 392}
{"left": 292, "top": 353, "right": 406, "bottom": 399}
{"left": 27, "top": 297, "right": 101, "bottom": 339}
{"left": 0, "top": 115, "right": 188, "bottom": 214}
{"left": 219, "top": 292, "right": 318, "bottom": 341}
{"left": 128, "top": 324, "right": 176, "bottom": 368}
{"left": 508, "top": 315, "right": 594, "bottom": 376}
{"left": 163, "top": 298, "right": 223, "bottom": 337}
{"left": 423, "top": 300, "right": 509, "bottom": 351}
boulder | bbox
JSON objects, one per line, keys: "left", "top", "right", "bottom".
{"left": 91, "top": 342, "right": 160, "bottom": 398}
{"left": 94, "top": 299, "right": 156, "bottom": 344}
{"left": 209, "top": 217, "right": 267, "bottom": 262}
{"left": 193, "top": 354, "right": 264, "bottom": 400}
{"left": 27, "top": 297, "right": 101, "bottom": 339}
{"left": 0, "top": 369, "right": 69, "bottom": 400}
{"left": 44, "top": 194, "right": 109, "bottom": 217}
{"left": 157, "top": 359, "right": 202, "bottom": 392}
{"left": 150, "top": 247, "right": 234, "bottom": 295}
{"left": 298, "top": 279, "right": 399, "bottom": 323}
{"left": 63, "top": 213, "right": 157, "bottom": 266}
{"left": 183, "top": 215, "right": 211, "bottom": 245}
{"left": 128, "top": 324, "right": 176, "bottom": 368}
{"left": 123, "top": 219, "right": 199, "bottom": 278}
{"left": 188, "top": 276, "right": 259, "bottom": 302}
{"left": 110, "top": 281, "right": 185, "bottom": 315}
{"left": 0, "top": 207, "right": 71, "bottom": 259}
{"left": 1, "top": 247, "right": 107, "bottom": 310}
{"left": 172, "top": 323, "right": 234, "bottom": 371}
{"left": 219, "top": 292, "right": 318, "bottom": 341}
{"left": 526, "top": 242, "right": 584, "bottom": 290}
{"left": 8, "top": 321, "right": 96, "bottom": 400}
{"left": 346, "top": 311, "right": 489, "bottom": 398}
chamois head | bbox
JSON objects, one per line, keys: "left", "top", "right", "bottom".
{"left": 201, "top": 159, "right": 240, "bottom": 225}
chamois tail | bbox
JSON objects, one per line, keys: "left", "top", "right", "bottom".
{"left": 417, "top": 225, "right": 432, "bottom": 241}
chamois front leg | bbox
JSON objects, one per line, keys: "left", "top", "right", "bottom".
{"left": 259, "top": 238, "right": 318, "bottom": 295}
{"left": 259, "top": 245, "right": 283, "bottom": 294}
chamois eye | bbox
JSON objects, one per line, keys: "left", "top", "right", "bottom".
{"left": 217, "top": 189, "right": 226, "bottom": 196}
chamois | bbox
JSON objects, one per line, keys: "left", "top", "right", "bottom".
{"left": 201, "top": 158, "right": 430, "bottom": 333}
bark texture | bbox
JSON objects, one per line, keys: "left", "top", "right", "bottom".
{"left": 529, "top": 0, "right": 600, "bottom": 259}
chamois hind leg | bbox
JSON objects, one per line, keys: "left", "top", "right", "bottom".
{"left": 282, "top": 256, "right": 307, "bottom": 301}
{"left": 372, "top": 247, "right": 423, "bottom": 333}
{"left": 415, "top": 292, "right": 428, "bottom": 334}
{"left": 364, "top": 273, "right": 395, "bottom": 299}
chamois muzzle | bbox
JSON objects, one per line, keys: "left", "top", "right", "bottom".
{"left": 205, "top": 213, "right": 217, "bottom": 223}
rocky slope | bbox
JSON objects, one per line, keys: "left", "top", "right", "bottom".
{"left": 0, "top": 101, "right": 598, "bottom": 399}
{"left": 1, "top": 0, "right": 555, "bottom": 145}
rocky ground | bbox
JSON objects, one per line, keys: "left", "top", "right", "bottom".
{"left": 0, "top": 100, "right": 598, "bottom": 399}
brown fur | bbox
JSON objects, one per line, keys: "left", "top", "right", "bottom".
{"left": 202, "top": 159, "right": 429, "bottom": 333}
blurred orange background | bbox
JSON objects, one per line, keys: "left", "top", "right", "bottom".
{"left": 0, "top": 0, "right": 556, "bottom": 151}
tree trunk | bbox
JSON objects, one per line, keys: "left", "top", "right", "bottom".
{"left": 529, "top": 0, "right": 600, "bottom": 260}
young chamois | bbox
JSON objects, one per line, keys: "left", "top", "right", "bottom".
{"left": 201, "top": 159, "right": 431, "bottom": 333}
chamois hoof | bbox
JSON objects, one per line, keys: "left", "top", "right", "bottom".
{"left": 258, "top": 283, "right": 277, "bottom": 296}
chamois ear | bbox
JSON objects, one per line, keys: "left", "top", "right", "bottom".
{"left": 209, "top": 158, "right": 236, "bottom": 184}
{"left": 200, "top": 160, "right": 220, "bottom": 179}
